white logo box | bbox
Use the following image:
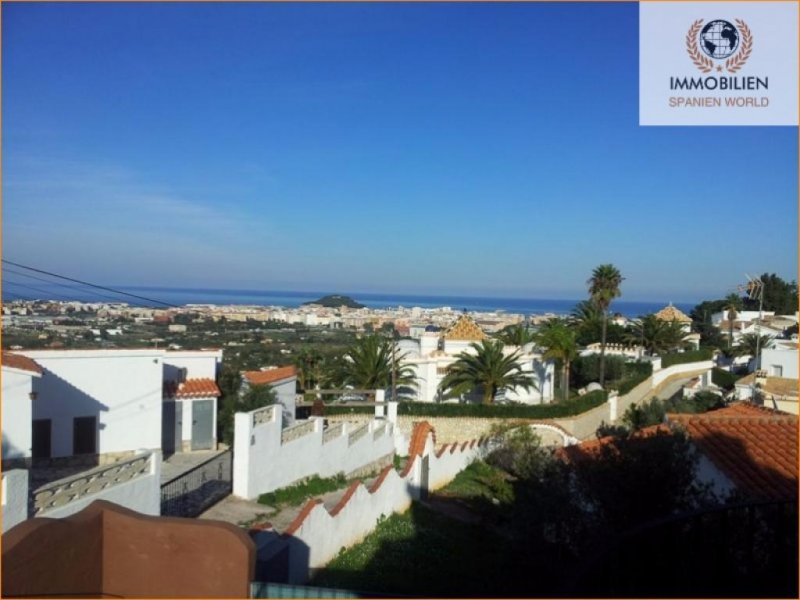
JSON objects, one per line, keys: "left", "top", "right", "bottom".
{"left": 640, "top": 1, "right": 798, "bottom": 126}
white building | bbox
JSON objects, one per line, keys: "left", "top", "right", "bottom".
{"left": 711, "top": 310, "right": 776, "bottom": 327}
{"left": 1, "top": 353, "right": 43, "bottom": 466}
{"left": 399, "top": 314, "right": 554, "bottom": 404}
{"left": 760, "top": 344, "right": 798, "bottom": 379}
{"left": 241, "top": 366, "right": 298, "bottom": 425}
{"left": 4, "top": 348, "right": 223, "bottom": 464}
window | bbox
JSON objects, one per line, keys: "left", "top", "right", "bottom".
{"left": 771, "top": 365, "right": 783, "bottom": 377}
{"left": 73, "top": 416, "right": 97, "bottom": 455}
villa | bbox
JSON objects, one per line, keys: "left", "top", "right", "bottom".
{"left": 398, "top": 314, "right": 554, "bottom": 404}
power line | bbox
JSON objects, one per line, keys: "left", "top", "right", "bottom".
{"left": 3, "top": 267, "right": 129, "bottom": 304}
{"left": 3, "top": 280, "right": 78, "bottom": 302}
{"left": 2, "top": 260, "right": 176, "bottom": 308}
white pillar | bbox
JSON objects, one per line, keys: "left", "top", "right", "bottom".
{"left": 608, "top": 391, "right": 619, "bottom": 423}
{"left": 374, "top": 389, "right": 386, "bottom": 419}
{"left": 387, "top": 401, "right": 398, "bottom": 426}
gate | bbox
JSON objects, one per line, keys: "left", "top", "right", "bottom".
{"left": 160, "top": 449, "right": 233, "bottom": 517}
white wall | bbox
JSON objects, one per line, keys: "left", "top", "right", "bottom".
{"left": 36, "top": 451, "right": 161, "bottom": 519}
{"left": 2, "top": 469, "right": 29, "bottom": 532}
{"left": 163, "top": 349, "right": 222, "bottom": 381}
{"left": 20, "top": 349, "right": 163, "bottom": 458}
{"left": 761, "top": 346, "right": 798, "bottom": 379}
{"left": 277, "top": 428, "right": 488, "bottom": 583}
{"left": 272, "top": 378, "right": 297, "bottom": 426}
{"left": 652, "top": 360, "right": 714, "bottom": 388}
{"left": 1, "top": 368, "right": 36, "bottom": 459}
{"left": 233, "top": 405, "right": 394, "bottom": 500}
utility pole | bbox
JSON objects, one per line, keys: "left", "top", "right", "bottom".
{"left": 738, "top": 274, "right": 764, "bottom": 403}
{"left": 391, "top": 329, "right": 397, "bottom": 403}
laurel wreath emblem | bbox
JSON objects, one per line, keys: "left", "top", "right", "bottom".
{"left": 685, "top": 19, "right": 753, "bottom": 74}
{"left": 725, "top": 20, "right": 753, "bottom": 73}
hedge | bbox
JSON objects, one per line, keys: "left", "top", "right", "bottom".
{"left": 323, "top": 390, "right": 608, "bottom": 420}
{"left": 660, "top": 348, "right": 713, "bottom": 368}
{"left": 711, "top": 367, "right": 740, "bottom": 391}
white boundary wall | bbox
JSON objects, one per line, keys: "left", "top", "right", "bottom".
{"left": 274, "top": 427, "right": 489, "bottom": 583}
{"left": 34, "top": 451, "right": 161, "bottom": 520}
{"left": 2, "top": 470, "right": 29, "bottom": 532}
{"left": 233, "top": 405, "right": 395, "bottom": 500}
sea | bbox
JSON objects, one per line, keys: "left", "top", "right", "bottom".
{"left": 6, "top": 284, "right": 695, "bottom": 318}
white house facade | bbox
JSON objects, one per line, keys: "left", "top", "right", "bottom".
{"left": 1, "top": 353, "right": 43, "bottom": 466}
{"left": 398, "top": 314, "right": 555, "bottom": 404}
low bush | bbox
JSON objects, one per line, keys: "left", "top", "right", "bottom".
{"left": 257, "top": 473, "right": 347, "bottom": 508}
{"left": 322, "top": 392, "right": 609, "bottom": 419}
{"left": 660, "top": 348, "right": 713, "bottom": 368}
{"left": 711, "top": 367, "right": 740, "bottom": 391}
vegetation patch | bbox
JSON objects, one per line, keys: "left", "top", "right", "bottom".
{"left": 257, "top": 474, "right": 347, "bottom": 509}
{"left": 711, "top": 367, "right": 741, "bottom": 390}
{"left": 660, "top": 348, "right": 713, "bottom": 368}
{"left": 311, "top": 503, "right": 529, "bottom": 597}
{"left": 438, "top": 460, "right": 514, "bottom": 505}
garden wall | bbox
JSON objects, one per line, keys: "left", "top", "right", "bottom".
{"left": 233, "top": 405, "right": 395, "bottom": 500}
{"left": 251, "top": 422, "right": 489, "bottom": 584}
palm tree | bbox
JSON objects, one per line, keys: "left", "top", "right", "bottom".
{"left": 295, "top": 347, "right": 323, "bottom": 391}
{"left": 626, "top": 314, "right": 690, "bottom": 355}
{"left": 535, "top": 319, "right": 578, "bottom": 401}
{"left": 338, "top": 335, "right": 416, "bottom": 396}
{"left": 438, "top": 339, "right": 536, "bottom": 405}
{"left": 569, "top": 299, "right": 604, "bottom": 345}
{"left": 735, "top": 333, "right": 774, "bottom": 361}
{"left": 496, "top": 323, "right": 536, "bottom": 347}
{"left": 587, "top": 264, "right": 624, "bottom": 388}
{"left": 723, "top": 293, "right": 743, "bottom": 349}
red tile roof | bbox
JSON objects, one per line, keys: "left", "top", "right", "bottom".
{"left": 177, "top": 378, "right": 221, "bottom": 399}
{"left": 1, "top": 352, "right": 43, "bottom": 375}
{"left": 557, "top": 424, "right": 670, "bottom": 463}
{"left": 242, "top": 366, "right": 297, "bottom": 386}
{"left": 667, "top": 403, "right": 798, "bottom": 501}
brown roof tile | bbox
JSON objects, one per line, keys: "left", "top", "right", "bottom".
{"left": 1, "top": 352, "right": 43, "bottom": 375}
{"left": 175, "top": 378, "right": 221, "bottom": 399}
{"left": 667, "top": 403, "right": 798, "bottom": 501}
{"left": 242, "top": 366, "right": 297, "bottom": 386}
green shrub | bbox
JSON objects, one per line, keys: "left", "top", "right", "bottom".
{"left": 257, "top": 473, "right": 347, "bottom": 508}
{"left": 660, "top": 348, "right": 713, "bottom": 368}
{"left": 572, "top": 355, "right": 625, "bottom": 389}
{"left": 323, "top": 391, "right": 610, "bottom": 420}
{"left": 711, "top": 367, "right": 740, "bottom": 391}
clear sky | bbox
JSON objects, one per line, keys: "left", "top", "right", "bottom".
{"left": 2, "top": 2, "right": 796, "bottom": 303}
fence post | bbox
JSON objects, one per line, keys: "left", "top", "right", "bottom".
{"left": 374, "top": 389, "right": 386, "bottom": 419}
{"left": 387, "top": 401, "right": 398, "bottom": 426}
{"left": 608, "top": 391, "right": 619, "bottom": 423}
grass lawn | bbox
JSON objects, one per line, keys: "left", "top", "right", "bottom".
{"left": 438, "top": 460, "right": 514, "bottom": 505}
{"left": 257, "top": 474, "right": 348, "bottom": 511}
{"left": 311, "top": 501, "right": 531, "bottom": 597}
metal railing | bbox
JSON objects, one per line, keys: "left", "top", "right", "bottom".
{"left": 160, "top": 450, "right": 232, "bottom": 518}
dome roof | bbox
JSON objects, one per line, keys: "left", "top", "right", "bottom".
{"left": 443, "top": 314, "right": 487, "bottom": 341}
{"left": 655, "top": 303, "right": 692, "bottom": 323}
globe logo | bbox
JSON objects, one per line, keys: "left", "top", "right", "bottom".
{"left": 699, "top": 20, "right": 739, "bottom": 59}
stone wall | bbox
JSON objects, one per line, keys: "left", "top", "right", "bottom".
{"left": 233, "top": 405, "right": 395, "bottom": 500}
{"left": 327, "top": 414, "right": 500, "bottom": 446}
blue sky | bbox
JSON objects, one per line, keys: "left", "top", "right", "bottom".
{"left": 2, "top": 2, "right": 796, "bottom": 303}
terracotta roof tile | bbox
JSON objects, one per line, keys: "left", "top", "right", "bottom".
{"left": 655, "top": 304, "right": 692, "bottom": 323}
{"left": 1, "top": 352, "right": 43, "bottom": 375}
{"left": 174, "top": 378, "right": 221, "bottom": 399}
{"left": 557, "top": 424, "right": 669, "bottom": 463}
{"left": 242, "top": 366, "right": 297, "bottom": 386}
{"left": 443, "top": 314, "right": 487, "bottom": 341}
{"left": 667, "top": 403, "right": 797, "bottom": 501}
{"left": 407, "top": 421, "right": 436, "bottom": 458}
